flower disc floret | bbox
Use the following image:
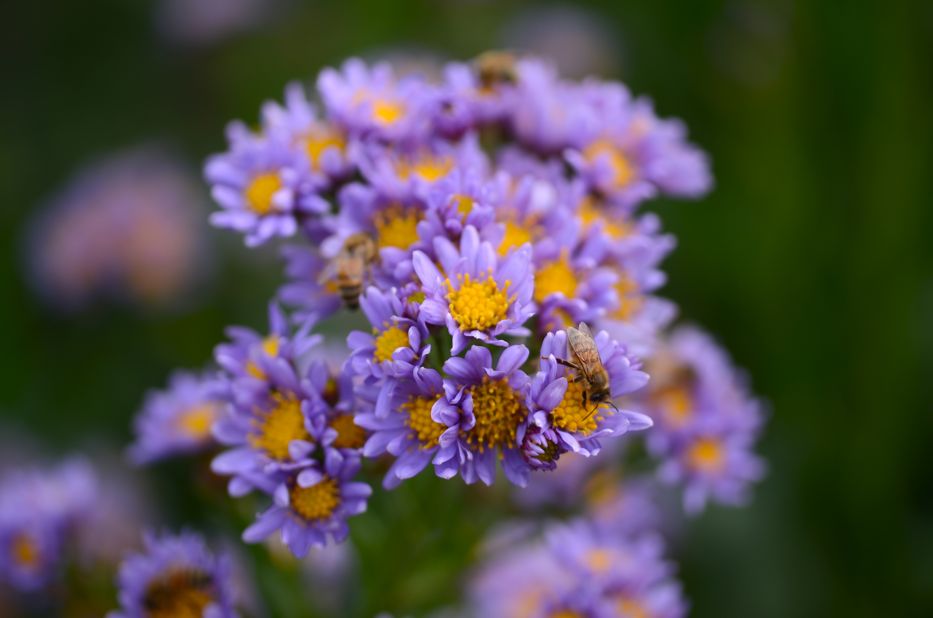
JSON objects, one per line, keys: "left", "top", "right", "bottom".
{"left": 464, "top": 376, "right": 527, "bottom": 451}
{"left": 290, "top": 478, "right": 341, "bottom": 521}
{"left": 249, "top": 394, "right": 309, "bottom": 460}
{"left": 403, "top": 394, "right": 445, "bottom": 448}
{"left": 446, "top": 273, "right": 511, "bottom": 332}
{"left": 373, "top": 325, "right": 410, "bottom": 363}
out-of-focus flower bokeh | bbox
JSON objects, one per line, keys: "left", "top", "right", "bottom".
{"left": 1, "top": 1, "right": 930, "bottom": 616}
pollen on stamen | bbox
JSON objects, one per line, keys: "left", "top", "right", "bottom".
{"left": 330, "top": 414, "right": 367, "bottom": 450}
{"left": 446, "top": 273, "right": 511, "bottom": 332}
{"left": 534, "top": 253, "right": 577, "bottom": 303}
{"left": 551, "top": 377, "right": 607, "bottom": 436}
{"left": 249, "top": 394, "right": 309, "bottom": 460}
{"left": 290, "top": 478, "right": 341, "bottom": 521}
{"left": 374, "top": 205, "right": 421, "bottom": 249}
{"left": 142, "top": 569, "right": 215, "bottom": 618}
{"left": 373, "top": 325, "right": 410, "bottom": 363}
{"left": 464, "top": 376, "right": 527, "bottom": 451}
{"left": 403, "top": 394, "right": 445, "bottom": 448}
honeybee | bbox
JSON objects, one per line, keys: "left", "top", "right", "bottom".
{"left": 142, "top": 569, "right": 214, "bottom": 612}
{"left": 474, "top": 50, "right": 518, "bottom": 90}
{"left": 552, "top": 322, "right": 617, "bottom": 415}
{"left": 319, "top": 233, "right": 378, "bottom": 310}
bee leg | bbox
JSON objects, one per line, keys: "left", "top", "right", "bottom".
{"left": 552, "top": 357, "right": 582, "bottom": 371}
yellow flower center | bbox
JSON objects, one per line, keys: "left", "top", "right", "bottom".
{"left": 175, "top": 404, "right": 219, "bottom": 440}
{"left": 397, "top": 155, "right": 453, "bottom": 182}
{"left": 373, "top": 325, "right": 410, "bottom": 363}
{"left": 403, "top": 394, "right": 445, "bottom": 447}
{"left": 408, "top": 290, "right": 426, "bottom": 304}
{"left": 244, "top": 173, "right": 282, "bottom": 215}
{"left": 372, "top": 98, "right": 405, "bottom": 126}
{"left": 304, "top": 126, "right": 345, "bottom": 169}
{"left": 451, "top": 193, "right": 475, "bottom": 217}
{"left": 446, "top": 273, "right": 511, "bottom": 332}
{"left": 578, "top": 196, "right": 632, "bottom": 239}
{"left": 250, "top": 394, "right": 309, "bottom": 460}
{"left": 616, "top": 598, "right": 650, "bottom": 618}
{"left": 246, "top": 335, "right": 281, "bottom": 380}
{"left": 290, "top": 478, "right": 340, "bottom": 521}
{"left": 464, "top": 376, "right": 527, "bottom": 451}
{"left": 330, "top": 414, "right": 367, "bottom": 449}
{"left": 11, "top": 534, "right": 38, "bottom": 568}
{"left": 499, "top": 220, "right": 534, "bottom": 256}
{"left": 585, "top": 548, "right": 613, "bottom": 573}
{"left": 651, "top": 384, "right": 693, "bottom": 428}
{"left": 687, "top": 437, "right": 725, "bottom": 472}
{"left": 612, "top": 272, "right": 644, "bottom": 321}
{"left": 584, "top": 140, "right": 635, "bottom": 189}
{"left": 534, "top": 255, "right": 577, "bottom": 303}
{"left": 142, "top": 569, "right": 214, "bottom": 618}
{"left": 549, "top": 611, "right": 584, "bottom": 618}
{"left": 374, "top": 205, "right": 421, "bottom": 249}
{"left": 551, "top": 377, "right": 606, "bottom": 436}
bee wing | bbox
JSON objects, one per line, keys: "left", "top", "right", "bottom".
{"left": 316, "top": 260, "right": 337, "bottom": 285}
{"left": 566, "top": 324, "right": 601, "bottom": 380}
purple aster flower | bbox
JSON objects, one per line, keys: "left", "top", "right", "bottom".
{"left": 432, "top": 344, "right": 534, "bottom": 486}
{"left": 658, "top": 419, "right": 766, "bottom": 514}
{"left": 355, "top": 366, "right": 451, "bottom": 488}
{"left": 304, "top": 361, "right": 369, "bottom": 458}
{"left": 242, "top": 452, "right": 371, "bottom": 557}
{"left": 26, "top": 146, "right": 209, "bottom": 311}
{"left": 205, "top": 122, "right": 328, "bottom": 247}
{"left": 0, "top": 459, "right": 97, "bottom": 592}
{"left": 566, "top": 97, "right": 712, "bottom": 209}
{"left": 413, "top": 225, "right": 535, "bottom": 354}
{"left": 110, "top": 531, "right": 238, "bottom": 618}
{"left": 129, "top": 370, "right": 225, "bottom": 465}
{"left": 355, "top": 136, "right": 488, "bottom": 204}
{"left": 415, "top": 166, "right": 504, "bottom": 244}
{"left": 317, "top": 58, "right": 436, "bottom": 143}
{"left": 211, "top": 358, "right": 319, "bottom": 496}
{"left": 213, "top": 302, "right": 321, "bottom": 405}
{"left": 431, "top": 61, "right": 512, "bottom": 138}
{"left": 529, "top": 214, "right": 621, "bottom": 329}
{"left": 545, "top": 521, "right": 673, "bottom": 595}
{"left": 507, "top": 58, "right": 602, "bottom": 155}
{"left": 637, "top": 326, "right": 766, "bottom": 513}
{"left": 346, "top": 286, "right": 431, "bottom": 382}
{"left": 322, "top": 182, "right": 428, "bottom": 287}
{"left": 534, "top": 327, "right": 652, "bottom": 456}
{"left": 260, "top": 82, "right": 354, "bottom": 185}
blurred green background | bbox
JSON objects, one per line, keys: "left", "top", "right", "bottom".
{"left": 2, "top": 0, "right": 932, "bottom": 616}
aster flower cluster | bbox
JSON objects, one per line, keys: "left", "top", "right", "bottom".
{"left": 192, "top": 52, "right": 768, "bottom": 561}
{"left": 469, "top": 500, "right": 686, "bottom": 618}
{"left": 206, "top": 304, "right": 372, "bottom": 557}
{"left": 129, "top": 370, "right": 226, "bottom": 465}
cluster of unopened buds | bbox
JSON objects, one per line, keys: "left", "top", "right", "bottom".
{"left": 88, "top": 51, "right": 767, "bottom": 616}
